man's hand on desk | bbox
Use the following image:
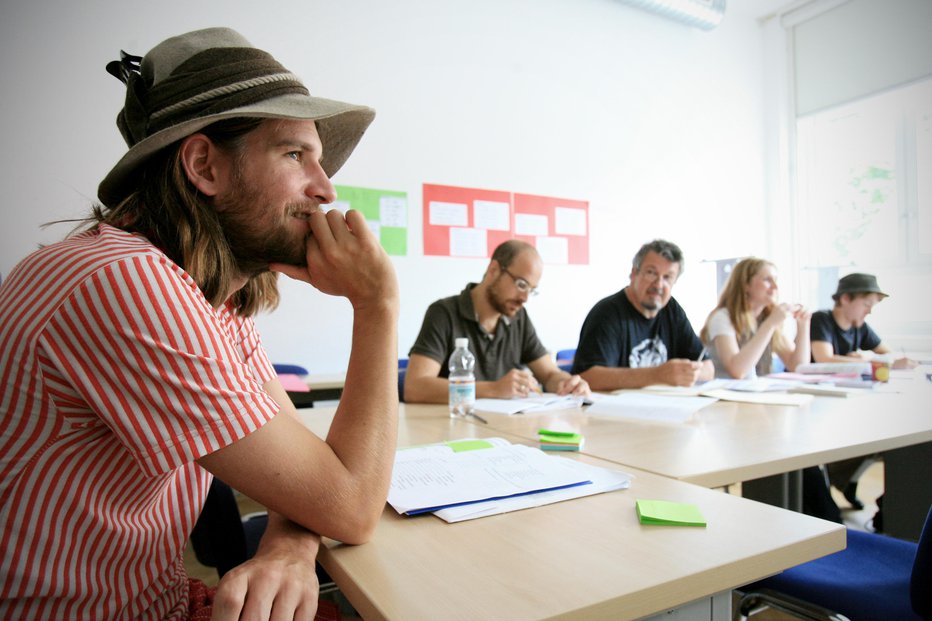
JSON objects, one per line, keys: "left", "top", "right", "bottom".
{"left": 210, "top": 516, "right": 321, "bottom": 621}
{"left": 656, "top": 359, "right": 703, "bottom": 387}
{"left": 552, "top": 373, "right": 591, "bottom": 397}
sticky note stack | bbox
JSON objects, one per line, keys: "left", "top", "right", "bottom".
{"left": 635, "top": 499, "right": 706, "bottom": 527}
{"left": 538, "top": 429, "right": 584, "bottom": 451}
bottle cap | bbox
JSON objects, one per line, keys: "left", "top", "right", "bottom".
{"left": 455, "top": 337, "right": 469, "bottom": 348}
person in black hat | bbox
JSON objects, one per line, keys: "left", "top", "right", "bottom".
{"left": 0, "top": 28, "right": 397, "bottom": 620}
{"left": 810, "top": 272, "right": 917, "bottom": 521}
{"left": 811, "top": 272, "right": 916, "bottom": 369}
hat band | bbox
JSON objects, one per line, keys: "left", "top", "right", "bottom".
{"left": 114, "top": 47, "right": 310, "bottom": 146}
{"left": 150, "top": 72, "right": 302, "bottom": 123}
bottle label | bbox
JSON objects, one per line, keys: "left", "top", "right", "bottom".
{"left": 449, "top": 377, "right": 475, "bottom": 416}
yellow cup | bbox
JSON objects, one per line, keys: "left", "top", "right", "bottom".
{"left": 871, "top": 359, "right": 890, "bottom": 382}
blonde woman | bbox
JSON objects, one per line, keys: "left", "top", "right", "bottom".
{"left": 701, "top": 259, "right": 841, "bottom": 523}
{"left": 701, "top": 258, "right": 811, "bottom": 379}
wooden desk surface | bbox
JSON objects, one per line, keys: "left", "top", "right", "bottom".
{"left": 304, "top": 372, "right": 347, "bottom": 391}
{"left": 455, "top": 374, "right": 932, "bottom": 488}
{"left": 297, "top": 407, "right": 844, "bottom": 621}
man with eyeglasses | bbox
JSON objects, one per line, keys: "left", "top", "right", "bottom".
{"left": 405, "top": 240, "right": 590, "bottom": 402}
{"left": 572, "top": 239, "right": 714, "bottom": 390}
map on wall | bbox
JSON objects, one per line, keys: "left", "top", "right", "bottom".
{"left": 333, "top": 185, "right": 408, "bottom": 256}
{"left": 422, "top": 183, "right": 589, "bottom": 264}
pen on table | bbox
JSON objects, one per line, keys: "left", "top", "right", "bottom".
{"left": 466, "top": 411, "right": 488, "bottom": 424}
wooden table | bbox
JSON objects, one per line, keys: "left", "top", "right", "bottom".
{"left": 458, "top": 372, "right": 932, "bottom": 539}
{"left": 297, "top": 407, "right": 844, "bottom": 621}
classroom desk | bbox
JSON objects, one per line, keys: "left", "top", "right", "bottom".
{"left": 297, "top": 407, "right": 844, "bottom": 621}
{"left": 306, "top": 372, "right": 346, "bottom": 399}
{"left": 450, "top": 373, "right": 932, "bottom": 539}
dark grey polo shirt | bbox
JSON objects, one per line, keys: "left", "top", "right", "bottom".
{"left": 408, "top": 283, "right": 549, "bottom": 381}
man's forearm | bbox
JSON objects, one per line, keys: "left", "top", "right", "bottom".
{"left": 580, "top": 365, "right": 657, "bottom": 391}
{"left": 325, "top": 302, "right": 399, "bottom": 534}
{"left": 257, "top": 511, "right": 322, "bottom": 559}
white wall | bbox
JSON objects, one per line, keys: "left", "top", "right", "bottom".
{"left": 0, "top": 0, "right": 772, "bottom": 373}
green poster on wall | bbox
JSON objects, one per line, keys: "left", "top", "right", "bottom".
{"left": 333, "top": 185, "right": 408, "bottom": 256}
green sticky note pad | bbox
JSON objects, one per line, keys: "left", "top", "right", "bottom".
{"left": 538, "top": 430, "right": 582, "bottom": 443}
{"left": 636, "top": 499, "right": 706, "bottom": 527}
{"left": 445, "top": 439, "right": 494, "bottom": 452}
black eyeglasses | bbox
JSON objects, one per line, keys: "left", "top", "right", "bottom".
{"left": 502, "top": 268, "right": 539, "bottom": 296}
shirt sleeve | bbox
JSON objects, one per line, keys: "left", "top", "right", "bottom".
{"left": 229, "top": 306, "right": 277, "bottom": 386}
{"left": 408, "top": 301, "right": 454, "bottom": 366}
{"left": 572, "top": 298, "right": 622, "bottom": 373}
{"left": 705, "top": 308, "right": 736, "bottom": 340}
{"left": 41, "top": 255, "right": 281, "bottom": 477}
{"left": 518, "top": 313, "right": 549, "bottom": 365}
{"left": 862, "top": 323, "right": 883, "bottom": 351}
{"left": 809, "top": 311, "right": 835, "bottom": 346}
{"left": 669, "top": 301, "right": 705, "bottom": 360}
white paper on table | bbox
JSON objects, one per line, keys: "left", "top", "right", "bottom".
{"left": 474, "top": 393, "right": 585, "bottom": 415}
{"left": 586, "top": 392, "right": 717, "bottom": 423}
{"left": 699, "top": 389, "right": 813, "bottom": 407}
{"left": 387, "top": 439, "right": 592, "bottom": 516}
{"left": 434, "top": 458, "right": 632, "bottom": 523}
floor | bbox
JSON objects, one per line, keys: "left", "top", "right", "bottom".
{"left": 184, "top": 461, "right": 885, "bottom": 620}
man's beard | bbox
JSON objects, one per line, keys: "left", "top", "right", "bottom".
{"left": 214, "top": 177, "right": 310, "bottom": 276}
{"left": 486, "top": 279, "right": 521, "bottom": 317}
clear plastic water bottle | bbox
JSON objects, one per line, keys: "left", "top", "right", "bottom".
{"left": 448, "top": 337, "right": 476, "bottom": 418}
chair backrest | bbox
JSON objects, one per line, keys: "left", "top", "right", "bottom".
{"left": 555, "top": 349, "right": 576, "bottom": 360}
{"left": 910, "top": 505, "right": 932, "bottom": 619}
{"left": 273, "top": 363, "right": 309, "bottom": 376}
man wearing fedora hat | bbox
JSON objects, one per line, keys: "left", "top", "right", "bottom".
{"left": 811, "top": 272, "right": 916, "bottom": 369}
{"left": 811, "top": 272, "right": 917, "bottom": 521}
{"left": 0, "top": 28, "right": 397, "bottom": 620}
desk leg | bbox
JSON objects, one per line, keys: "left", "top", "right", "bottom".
{"left": 638, "top": 591, "right": 731, "bottom": 620}
{"left": 741, "top": 471, "right": 802, "bottom": 512}
{"left": 883, "top": 441, "right": 932, "bottom": 541}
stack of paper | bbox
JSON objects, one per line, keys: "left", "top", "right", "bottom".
{"left": 796, "top": 362, "right": 871, "bottom": 376}
{"left": 538, "top": 429, "right": 583, "bottom": 451}
{"left": 387, "top": 438, "right": 631, "bottom": 523}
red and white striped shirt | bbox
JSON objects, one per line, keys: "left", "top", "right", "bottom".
{"left": 0, "top": 225, "right": 280, "bottom": 619}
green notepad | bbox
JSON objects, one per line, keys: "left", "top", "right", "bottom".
{"left": 636, "top": 499, "right": 706, "bottom": 527}
{"left": 445, "top": 439, "right": 494, "bottom": 452}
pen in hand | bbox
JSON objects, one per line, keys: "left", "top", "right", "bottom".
{"left": 697, "top": 346, "right": 709, "bottom": 363}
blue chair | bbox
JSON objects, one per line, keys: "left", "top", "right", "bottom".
{"left": 737, "top": 504, "right": 932, "bottom": 621}
{"left": 272, "top": 363, "right": 309, "bottom": 376}
{"left": 556, "top": 349, "right": 575, "bottom": 372}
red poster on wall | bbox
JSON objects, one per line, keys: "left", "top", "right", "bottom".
{"left": 422, "top": 184, "right": 589, "bottom": 264}
{"left": 422, "top": 184, "right": 513, "bottom": 258}
{"left": 512, "top": 193, "right": 589, "bottom": 265}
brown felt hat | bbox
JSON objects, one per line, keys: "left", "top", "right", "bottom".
{"left": 98, "top": 27, "right": 375, "bottom": 206}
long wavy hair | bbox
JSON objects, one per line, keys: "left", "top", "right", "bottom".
{"left": 701, "top": 257, "right": 788, "bottom": 352}
{"left": 80, "top": 118, "right": 279, "bottom": 317}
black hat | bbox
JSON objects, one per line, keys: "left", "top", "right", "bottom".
{"left": 832, "top": 273, "right": 888, "bottom": 301}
